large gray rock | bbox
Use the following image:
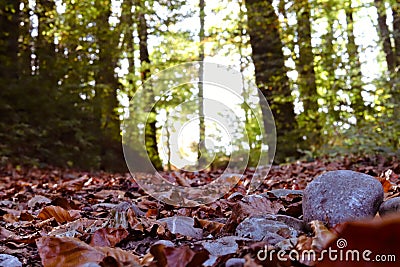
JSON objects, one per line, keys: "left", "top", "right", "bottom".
{"left": 379, "top": 197, "right": 400, "bottom": 217}
{"left": 303, "top": 170, "right": 383, "bottom": 226}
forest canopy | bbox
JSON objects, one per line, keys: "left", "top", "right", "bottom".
{"left": 0, "top": 0, "right": 399, "bottom": 171}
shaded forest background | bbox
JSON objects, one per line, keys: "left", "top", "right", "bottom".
{"left": 0, "top": 0, "right": 399, "bottom": 172}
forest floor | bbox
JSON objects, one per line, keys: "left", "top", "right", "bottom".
{"left": 0, "top": 155, "right": 399, "bottom": 267}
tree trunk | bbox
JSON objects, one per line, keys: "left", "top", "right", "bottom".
{"left": 122, "top": 0, "right": 136, "bottom": 96}
{"left": 0, "top": 0, "right": 20, "bottom": 81}
{"left": 391, "top": 1, "right": 400, "bottom": 69}
{"left": 136, "top": 0, "right": 163, "bottom": 170}
{"left": 94, "top": 0, "right": 126, "bottom": 171}
{"left": 296, "top": 0, "right": 320, "bottom": 149}
{"left": 374, "top": 0, "right": 399, "bottom": 118}
{"left": 245, "top": 0, "right": 300, "bottom": 163}
{"left": 198, "top": 0, "right": 206, "bottom": 167}
{"left": 374, "top": 0, "right": 396, "bottom": 73}
{"left": 345, "top": 2, "right": 364, "bottom": 123}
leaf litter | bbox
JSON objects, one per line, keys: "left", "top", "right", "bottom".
{"left": 0, "top": 155, "right": 399, "bottom": 266}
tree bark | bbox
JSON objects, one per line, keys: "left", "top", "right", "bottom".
{"left": 391, "top": 1, "right": 400, "bottom": 69}
{"left": 0, "top": 0, "right": 20, "bottom": 81}
{"left": 296, "top": 0, "right": 321, "bottom": 148}
{"left": 345, "top": 2, "right": 364, "bottom": 123}
{"left": 245, "top": 0, "right": 300, "bottom": 163}
{"left": 136, "top": 0, "right": 163, "bottom": 170}
{"left": 374, "top": 0, "right": 396, "bottom": 73}
{"left": 94, "top": 0, "right": 126, "bottom": 171}
{"left": 198, "top": 0, "right": 206, "bottom": 167}
{"left": 121, "top": 0, "right": 136, "bottom": 96}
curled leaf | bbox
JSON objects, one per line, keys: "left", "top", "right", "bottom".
{"left": 38, "top": 206, "right": 74, "bottom": 224}
{"left": 36, "top": 236, "right": 140, "bottom": 267}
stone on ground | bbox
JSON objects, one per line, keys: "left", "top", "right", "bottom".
{"left": 379, "top": 197, "right": 400, "bottom": 217}
{"left": 303, "top": 170, "right": 383, "bottom": 226}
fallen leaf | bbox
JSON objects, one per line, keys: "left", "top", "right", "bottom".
{"left": 201, "top": 236, "right": 245, "bottom": 257}
{"left": 0, "top": 227, "right": 14, "bottom": 241}
{"left": 158, "top": 216, "right": 203, "bottom": 239}
{"left": 319, "top": 214, "right": 400, "bottom": 267}
{"left": 224, "top": 195, "right": 284, "bottom": 232}
{"left": 48, "top": 218, "right": 104, "bottom": 238}
{"left": 310, "top": 220, "right": 337, "bottom": 251}
{"left": 38, "top": 206, "right": 74, "bottom": 224}
{"left": 3, "top": 213, "right": 18, "bottom": 223}
{"left": 295, "top": 220, "right": 337, "bottom": 266}
{"left": 36, "top": 236, "right": 140, "bottom": 267}
{"left": 19, "top": 211, "right": 35, "bottom": 221}
{"left": 175, "top": 175, "right": 191, "bottom": 187}
{"left": 194, "top": 217, "right": 225, "bottom": 236}
{"left": 376, "top": 170, "right": 394, "bottom": 193}
{"left": 59, "top": 175, "right": 89, "bottom": 192}
{"left": 27, "top": 195, "right": 52, "bottom": 208}
{"left": 89, "top": 227, "right": 129, "bottom": 247}
{"left": 150, "top": 244, "right": 209, "bottom": 267}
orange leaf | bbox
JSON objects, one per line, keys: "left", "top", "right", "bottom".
{"left": 194, "top": 217, "right": 225, "bottom": 236}
{"left": 36, "top": 236, "right": 140, "bottom": 267}
{"left": 38, "top": 206, "right": 73, "bottom": 224}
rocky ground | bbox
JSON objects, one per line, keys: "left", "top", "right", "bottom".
{"left": 0, "top": 155, "right": 399, "bottom": 267}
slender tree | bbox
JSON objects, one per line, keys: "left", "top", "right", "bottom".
{"left": 136, "top": 0, "right": 163, "bottom": 170}
{"left": 393, "top": 1, "right": 400, "bottom": 68}
{"left": 121, "top": 0, "right": 136, "bottom": 95}
{"left": 345, "top": 1, "right": 364, "bottom": 123}
{"left": 374, "top": 0, "right": 396, "bottom": 73}
{"left": 198, "top": 0, "right": 206, "bottom": 167}
{"left": 296, "top": 0, "right": 321, "bottom": 149}
{"left": 374, "top": 0, "right": 399, "bottom": 120}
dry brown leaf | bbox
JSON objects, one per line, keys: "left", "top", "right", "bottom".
{"left": 295, "top": 221, "right": 338, "bottom": 266}
{"left": 150, "top": 244, "right": 209, "bottom": 267}
{"left": 158, "top": 216, "right": 203, "bottom": 239}
{"left": 376, "top": 174, "right": 394, "bottom": 193}
{"left": 0, "top": 226, "right": 14, "bottom": 241}
{"left": 146, "top": 208, "right": 158, "bottom": 218}
{"left": 36, "top": 236, "right": 140, "bottom": 267}
{"left": 19, "top": 211, "right": 35, "bottom": 221}
{"left": 175, "top": 175, "right": 191, "bottom": 187}
{"left": 224, "top": 195, "right": 284, "bottom": 232}
{"left": 38, "top": 205, "right": 74, "bottom": 224}
{"left": 2, "top": 213, "right": 18, "bottom": 223}
{"left": 319, "top": 214, "right": 400, "bottom": 267}
{"left": 194, "top": 217, "right": 225, "bottom": 236}
{"left": 309, "top": 220, "right": 337, "bottom": 251}
{"left": 89, "top": 227, "right": 129, "bottom": 247}
{"left": 48, "top": 218, "right": 104, "bottom": 238}
{"left": 59, "top": 175, "right": 89, "bottom": 192}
